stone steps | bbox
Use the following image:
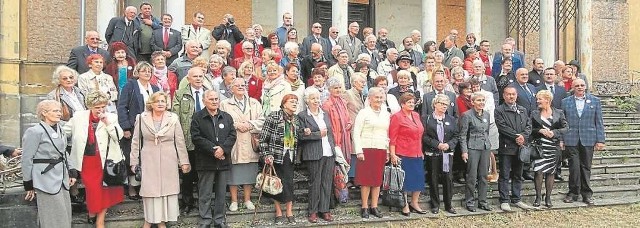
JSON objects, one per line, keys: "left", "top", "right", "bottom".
{"left": 602, "top": 138, "right": 640, "bottom": 146}
{"left": 603, "top": 117, "right": 640, "bottom": 124}
{"left": 605, "top": 122, "right": 640, "bottom": 130}
{"left": 602, "top": 111, "right": 640, "bottom": 118}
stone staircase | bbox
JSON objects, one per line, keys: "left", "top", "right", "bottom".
{"left": 2, "top": 95, "right": 640, "bottom": 227}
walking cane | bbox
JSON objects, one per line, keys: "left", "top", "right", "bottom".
{"left": 252, "top": 163, "right": 270, "bottom": 226}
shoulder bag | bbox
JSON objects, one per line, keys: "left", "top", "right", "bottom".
{"left": 103, "top": 129, "right": 128, "bottom": 186}
{"left": 255, "top": 163, "right": 283, "bottom": 195}
{"left": 519, "top": 140, "right": 542, "bottom": 163}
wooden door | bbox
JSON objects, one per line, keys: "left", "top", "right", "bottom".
{"left": 309, "top": 0, "right": 375, "bottom": 40}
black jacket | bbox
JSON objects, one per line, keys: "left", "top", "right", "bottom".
{"left": 190, "top": 109, "right": 237, "bottom": 171}
{"left": 297, "top": 110, "right": 337, "bottom": 161}
{"left": 494, "top": 103, "right": 532, "bottom": 156}
{"left": 422, "top": 114, "right": 459, "bottom": 154}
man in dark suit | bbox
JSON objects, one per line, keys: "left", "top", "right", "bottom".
{"left": 536, "top": 67, "right": 568, "bottom": 180}
{"left": 375, "top": 28, "right": 395, "bottom": 59}
{"left": 105, "top": 6, "right": 140, "bottom": 58}
{"left": 300, "top": 23, "right": 331, "bottom": 60}
{"left": 561, "top": 79, "right": 605, "bottom": 205}
{"left": 360, "top": 34, "right": 382, "bottom": 70}
{"left": 421, "top": 73, "right": 457, "bottom": 118}
{"left": 151, "top": 14, "right": 182, "bottom": 65}
{"left": 511, "top": 68, "right": 538, "bottom": 115}
{"left": 67, "top": 31, "right": 110, "bottom": 74}
{"left": 528, "top": 58, "right": 545, "bottom": 87}
{"left": 300, "top": 43, "right": 326, "bottom": 84}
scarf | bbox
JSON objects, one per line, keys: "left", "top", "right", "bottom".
{"left": 325, "top": 95, "right": 353, "bottom": 163}
{"left": 399, "top": 85, "right": 410, "bottom": 93}
{"left": 461, "top": 95, "right": 473, "bottom": 111}
{"left": 153, "top": 67, "right": 169, "bottom": 91}
{"left": 283, "top": 112, "right": 296, "bottom": 149}
{"left": 86, "top": 112, "right": 101, "bottom": 156}
{"left": 289, "top": 78, "right": 302, "bottom": 91}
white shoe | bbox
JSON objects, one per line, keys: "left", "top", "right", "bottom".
{"left": 229, "top": 201, "right": 238, "bottom": 211}
{"left": 500, "top": 203, "right": 512, "bottom": 212}
{"left": 515, "top": 201, "right": 534, "bottom": 210}
{"left": 244, "top": 200, "right": 255, "bottom": 210}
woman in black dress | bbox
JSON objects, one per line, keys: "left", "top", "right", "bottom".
{"left": 530, "top": 90, "right": 567, "bottom": 208}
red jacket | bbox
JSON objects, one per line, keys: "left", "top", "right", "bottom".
{"left": 149, "top": 70, "right": 178, "bottom": 100}
{"left": 247, "top": 75, "right": 263, "bottom": 102}
{"left": 389, "top": 111, "right": 424, "bottom": 157}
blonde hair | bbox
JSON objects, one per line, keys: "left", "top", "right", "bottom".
{"left": 145, "top": 91, "right": 169, "bottom": 111}
{"left": 192, "top": 56, "right": 209, "bottom": 69}
{"left": 133, "top": 62, "right": 153, "bottom": 78}
{"left": 536, "top": 90, "right": 553, "bottom": 103}
{"left": 238, "top": 61, "right": 254, "bottom": 78}
{"left": 85, "top": 91, "right": 110, "bottom": 108}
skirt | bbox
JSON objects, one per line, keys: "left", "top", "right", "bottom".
{"left": 355, "top": 148, "right": 386, "bottom": 187}
{"left": 142, "top": 194, "right": 180, "bottom": 223}
{"left": 533, "top": 138, "right": 561, "bottom": 174}
{"left": 399, "top": 156, "right": 425, "bottom": 192}
{"left": 82, "top": 153, "right": 124, "bottom": 214}
{"left": 36, "top": 188, "right": 72, "bottom": 228}
{"left": 228, "top": 162, "right": 259, "bottom": 185}
{"left": 264, "top": 153, "right": 295, "bottom": 203}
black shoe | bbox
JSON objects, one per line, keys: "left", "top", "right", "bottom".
{"left": 360, "top": 208, "right": 369, "bottom": 218}
{"left": 583, "top": 197, "right": 595, "bottom": 206}
{"left": 369, "top": 207, "right": 383, "bottom": 218}
{"left": 563, "top": 195, "right": 575, "bottom": 203}
{"left": 533, "top": 196, "right": 541, "bottom": 207}
{"left": 87, "top": 215, "right": 96, "bottom": 224}
{"left": 466, "top": 206, "right": 476, "bottom": 212}
{"left": 446, "top": 208, "right": 457, "bottom": 214}
{"left": 478, "top": 204, "right": 492, "bottom": 211}
{"left": 545, "top": 196, "right": 553, "bottom": 208}
{"left": 522, "top": 173, "right": 535, "bottom": 181}
{"left": 430, "top": 207, "right": 439, "bottom": 214}
{"left": 181, "top": 205, "right": 194, "bottom": 214}
{"left": 286, "top": 216, "right": 296, "bottom": 225}
{"left": 274, "top": 216, "right": 283, "bottom": 225}
{"left": 409, "top": 205, "right": 427, "bottom": 214}
{"left": 454, "top": 177, "right": 466, "bottom": 184}
{"left": 128, "top": 195, "right": 142, "bottom": 201}
{"left": 400, "top": 210, "right": 410, "bottom": 217}
{"left": 554, "top": 173, "right": 564, "bottom": 181}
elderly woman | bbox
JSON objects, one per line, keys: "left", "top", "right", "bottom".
{"left": 105, "top": 41, "right": 136, "bottom": 91}
{"left": 450, "top": 56, "right": 468, "bottom": 79}
{"left": 370, "top": 76, "right": 401, "bottom": 114}
{"left": 355, "top": 61, "right": 377, "bottom": 93}
{"left": 460, "top": 92, "right": 492, "bottom": 212}
{"left": 117, "top": 62, "right": 160, "bottom": 200}
{"left": 280, "top": 41, "right": 301, "bottom": 68}
{"left": 261, "top": 61, "right": 292, "bottom": 115}
{"left": 216, "top": 40, "right": 233, "bottom": 66}
{"left": 233, "top": 41, "right": 263, "bottom": 69}
{"left": 219, "top": 77, "right": 264, "bottom": 212}
{"left": 78, "top": 54, "right": 119, "bottom": 113}
{"left": 423, "top": 94, "right": 459, "bottom": 214}
{"left": 388, "top": 70, "right": 420, "bottom": 102}
{"left": 310, "top": 68, "right": 331, "bottom": 103}
{"left": 353, "top": 87, "right": 391, "bottom": 219}
{"left": 208, "top": 54, "right": 225, "bottom": 80}
{"left": 389, "top": 93, "right": 426, "bottom": 216}
{"left": 238, "top": 61, "right": 263, "bottom": 101}
{"left": 285, "top": 63, "right": 306, "bottom": 113}
{"left": 22, "top": 100, "right": 78, "bottom": 228}
{"left": 267, "top": 33, "right": 283, "bottom": 64}
{"left": 298, "top": 87, "right": 338, "bottom": 223}
{"left": 130, "top": 91, "right": 191, "bottom": 227}
{"left": 149, "top": 51, "right": 178, "bottom": 101}
{"left": 212, "top": 66, "right": 237, "bottom": 100}
{"left": 47, "top": 65, "right": 86, "bottom": 121}
{"left": 253, "top": 24, "right": 269, "bottom": 49}
{"left": 63, "top": 91, "right": 124, "bottom": 226}
{"left": 322, "top": 77, "right": 353, "bottom": 169}
{"left": 433, "top": 51, "right": 451, "bottom": 78}
{"left": 531, "top": 90, "right": 568, "bottom": 208}
{"left": 259, "top": 94, "right": 302, "bottom": 225}
{"left": 450, "top": 66, "right": 466, "bottom": 95}
{"left": 456, "top": 82, "right": 473, "bottom": 118}
{"left": 261, "top": 49, "right": 277, "bottom": 77}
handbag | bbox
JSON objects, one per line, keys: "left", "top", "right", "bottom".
{"left": 255, "top": 163, "right": 283, "bottom": 195}
{"left": 381, "top": 163, "right": 406, "bottom": 208}
{"left": 333, "top": 166, "right": 349, "bottom": 203}
{"left": 134, "top": 116, "right": 143, "bottom": 182}
{"left": 519, "top": 141, "right": 543, "bottom": 163}
{"left": 103, "top": 130, "right": 128, "bottom": 186}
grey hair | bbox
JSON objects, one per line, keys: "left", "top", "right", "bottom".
{"left": 386, "top": 48, "right": 398, "bottom": 55}
{"left": 451, "top": 66, "right": 465, "bottom": 76}
{"left": 470, "top": 91, "right": 485, "bottom": 101}
{"left": 431, "top": 94, "right": 451, "bottom": 109}
{"left": 52, "top": 65, "right": 79, "bottom": 85}
{"left": 36, "top": 100, "right": 61, "bottom": 121}
{"left": 216, "top": 40, "right": 232, "bottom": 51}
{"left": 356, "top": 53, "right": 371, "bottom": 62}
{"left": 472, "top": 59, "right": 484, "bottom": 67}
{"left": 209, "top": 54, "right": 224, "bottom": 64}
{"left": 434, "top": 51, "right": 444, "bottom": 58}
{"left": 283, "top": 42, "right": 299, "bottom": 55}
{"left": 365, "top": 34, "right": 377, "bottom": 42}
{"left": 451, "top": 56, "right": 463, "bottom": 63}
{"left": 222, "top": 66, "right": 237, "bottom": 77}
{"left": 367, "top": 87, "right": 385, "bottom": 99}
{"left": 326, "top": 77, "right": 342, "bottom": 88}
{"left": 85, "top": 91, "right": 110, "bottom": 108}
{"left": 133, "top": 61, "right": 153, "bottom": 78}
{"left": 351, "top": 72, "right": 366, "bottom": 85}
{"left": 303, "top": 86, "right": 321, "bottom": 103}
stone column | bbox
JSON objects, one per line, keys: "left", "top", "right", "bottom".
{"left": 465, "top": 0, "right": 481, "bottom": 40}
{"left": 166, "top": 0, "right": 185, "bottom": 31}
{"left": 422, "top": 0, "right": 437, "bottom": 42}
{"left": 277, "top": 0, "right": 294, "bottom": 26}
{"left": 96, "top": 0, "right": 118, "bottom": 41}
{"left": 332, "top": 0, "right": 349, "bottom": 36}
{"left": 578, "top": 0, "right": 593, "bottom": 84}
{"left": 539, "top": 0, "right": 556, "bottom": 67}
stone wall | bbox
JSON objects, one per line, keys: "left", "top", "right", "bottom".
{"left": 185, "top": 0, "right": 253, "bottom": 35}
{"left": 592, "top": 0, "right": 629, "bottom": 82}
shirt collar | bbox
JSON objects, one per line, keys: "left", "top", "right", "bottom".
{"left": 575, "top": 95, "right": 586, "bottom": 100}
{"left": 307, "top": 108, "right": 324, "bottom": 116}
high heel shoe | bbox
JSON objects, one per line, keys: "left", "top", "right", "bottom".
{"left": 533, "top": 196, "right": 541, "bottom": 207}
{"left": 400, "top": 209, "right": 410, "bottom": 217}
{"left": 545, "top": 196, "right": 553, "bottom": 208}
{"left": 87, "top": 215, "right": 97, "bottom": 224}
{"left": 409, "top": 205, "right": 427, "bottom": 214}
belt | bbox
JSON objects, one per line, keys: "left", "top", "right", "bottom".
{"left": 33, "top": 157, "right": 64, "bottom": 174}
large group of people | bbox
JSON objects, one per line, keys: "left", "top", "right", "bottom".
{"left": 18, "top": 4, "right": 606, "bottom": 228}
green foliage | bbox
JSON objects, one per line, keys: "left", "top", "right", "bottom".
{"left": 612, "top": 96, "right": 640, "bottom": 112}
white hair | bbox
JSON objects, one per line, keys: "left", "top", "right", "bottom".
{"left": 283, "top": 41, "right": 299, "bottom": 55}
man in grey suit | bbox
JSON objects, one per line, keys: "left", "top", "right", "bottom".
{"left": 105, "top": 6, "right": 140, "bottom": 58}
{"left": 442, "top": 35, "right": 464, "bottom": 68}
{"left": 300, "top": 22, "right": 331, "bottom": 60}
{"left": 151, "top": 14, "right": 182, "bottom": 65}
{"left": 470, "top": 60, "right": 499, "bottom": 107}
{"left": 421, "top": 73, "right": 457, "bottom": 118}
{"left": 336, "top": 22, "right": 363, "bottom": 64}
{"left": 67, "top": 31, "right": 110, "bottom": 74}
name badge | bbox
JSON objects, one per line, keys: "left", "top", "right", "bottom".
{"left": 586, "top": 100, "right": 592, "bottom": 104}
{"left": 220, "top": 90, "right": 226, "bottom": 94}
{"left": 482, "top": 119, "right": 487, "bottom": 123}
{"left": 483, "top": 81, "right": 487, "bottom": 84}
{"left": 509, "top": 79, "right": 513, "bottom": 83}
{"left": 536, "top": 80, "right": 540, "bottom": 84}
{"left": 251, "top": 81, "right": 256, "bottom": 85}
{"left": 219, "top": 123, "right": 225, "bottom": 129}
{"left": 451, "top": 102, "right": 455, "bottom": 106}
{"left": 51, "top": 132, "right": 59, "bottom": 139}
{"left": 445, "top": 122, "right": 450, "bottom": 126}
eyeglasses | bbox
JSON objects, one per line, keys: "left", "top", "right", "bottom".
{"left": 574, "top": 84, "right": 586, "bottom": 87}
{"left": 60, "top": 76, "right": 75, "bottom": 81}
{"left": 331, "top": 32, "right": 339, "bottom": 34}
{"left": 233, "top": 84, "right": 247, "bottom": 88}
{"left": 313, "top": 26, "right": 322, "bottom": 29}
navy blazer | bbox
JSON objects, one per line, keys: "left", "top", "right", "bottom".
{"left": 511, "top": 82, "right": 538, "bottom": 115}
{"left": 561, "top": 94, "right": 605, "bottom": 147}
{"left": 117, "top": 79, "right": 159, "bottom": 131}
{"left": 151, "top": 27, "right": 182, "bottom": 63}
{"left": 298, "top": 109, "right": 337, "bottom": 161}
{"left": 536, "top": 83, "right": 567, "bottom": 109}
{"left": 422, "top": 114, "right": 459, "bottom": 154}
{"left": 66, "top": 45, "right": 110, "bottom": 74}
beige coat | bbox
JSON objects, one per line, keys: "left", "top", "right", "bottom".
{"left": 130, "top": 111, "right": 190, "bottom": 197}
{"left": 219, "top": 95, "right": 264, "bottom": 164}
{"left": 327, "top": 64, "right": 355, "bottom": 90}
{"left": 62, "top": 110, "right": 123, "bottom": 171}
{"left": 343, "top": 88, "right": 365, "bottom": 125}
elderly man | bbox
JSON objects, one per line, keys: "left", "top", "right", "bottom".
{"left": 377, "top": 48, "right": 399, "bottom": 77}
{"left": 327, "top": 50, "right": 355, "bottom": 90}
{"left": 212, "top": 14, "right": 244, "bottom": 58}
{"left": 300, "top": 23, "right": 331, "bottom": 60}
{"left": 280, "top": 42, "right": 301, "bottom": 68}
{"left": 376, "top": 28, "right": 396, "bottom": 59}
{"left": 181, "top": 12, "right": 212, "bottom": 59}
{"left": 232, "top": 28, "right": 263, "bottom": 60}
{"left": 337, "top": 22, "right": 363, "bottom": 64}
{"left": 442, "top": 35, "right": 464, "bottom": 68}
{"left": 360, "top": 35, "right": 381, "bottom": 70}
{"left": 275, "top": 12, "right": 294, "bottom": 47}
{"left": 135, "top": 2, "right": 162, "bottom": 62}
{"left": 328, "top": 26, "right": 339, "bottom": 47}
{"left": 67, "top": 31, "right": 110, "bottom": 74}
{"left": 169, "top": 40, "right": 202, "bottom": 81}
{"left": 401, "top": 37, "right": 422, "bottom": 67}
{"left": 511, "top": 68, "right": 537, "bottom": 115}
{"left": 326, "top": 44, "right": 342, "bottom": 66}
{"left": 191, "top": 89, "right": 237, "bottom": 228}
{"left": 492, "top": 43, "right": 523, "bottom": 76}
{"left": 410, "top": 30, "right": 423, "bottom": 53}
{"left": 152, "top": 14, "right": 182, "bottom": 65}
{"left": 439, "top": 29, "right": 459, "bottom": 52}
{"left": 494, "top": 86, "right": 534, "bottom": 212}
{"left": 561, "top": 79, "right": 605, "bottom": 206}
{"left": 421, "top": 73, "right": 457, "bottom": 118}
{"left": 528, "top": 58, "right": 545, "bottom": 87}
{"left": 301, "top": 43, "right": 326, "bottom": 83}
{"left": 105, "top": 6, "right": 140, "bottom": 57}
{"left": 503, "top": 37, "right": 525, "bottom": 64}
{"left": 173, "top": 67, "right": 207, "bottom": 214}
{"left": 553, "top": 60, "right": 565, "bottom": 75}
{"left": 471, "top": 60, "right": 499, "bottom": 106}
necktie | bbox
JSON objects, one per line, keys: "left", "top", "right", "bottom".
{"left": 315, "top": 36, "right": 319, "bottom": 43}
{"left": 195, "top": 91, "right": 202, "bottom": 111}
{"left": 523, "top": 85, "right": 532, "bottom": 98}
{"left": 163, "top": 28, "right": 169, "bottom": 49}
{"left": 550, "top": 86, "right": 554, "bottom": 94}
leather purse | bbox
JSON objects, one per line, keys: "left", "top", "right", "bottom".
{"left": 103, "top": 130, "right": 128, "bottom": 186}
{"left": 519, "top": 140, "right": 543, "bottom": 163}
{"left": 255, "top": 163, "right": 283, "bottom": 195}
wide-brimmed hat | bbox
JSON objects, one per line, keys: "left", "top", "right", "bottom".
{"left": 396, "top": 53, "right": 414, "bottom": 65}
